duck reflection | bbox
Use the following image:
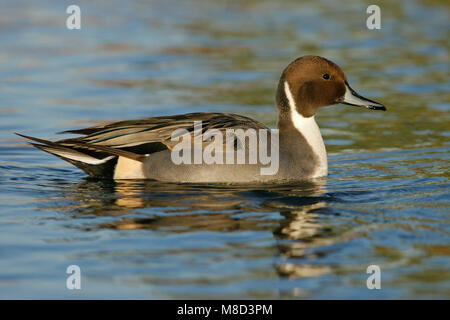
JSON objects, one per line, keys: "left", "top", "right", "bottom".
{"left": 59, "top": 178, "right": 334, "bottom": 279}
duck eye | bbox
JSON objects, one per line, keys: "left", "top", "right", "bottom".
{"left": 322, "top": 73, "right": 330, "bottom": 80}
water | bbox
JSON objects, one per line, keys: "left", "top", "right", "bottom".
{"left": 0, "top": 0, "right": 449, "bottom": 299}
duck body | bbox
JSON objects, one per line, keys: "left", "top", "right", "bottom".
{"left": 17, "top": 56, "right": 385, "bottom": 183}
{"left": 111, "top": 114, "right": 322, "bottom": 183}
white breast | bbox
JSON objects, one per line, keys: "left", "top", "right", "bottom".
{"left": 284, "top": 81, "right": 328, "bottom": 178}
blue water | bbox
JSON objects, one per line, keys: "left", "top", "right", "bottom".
{"left": 0, "top": 0, "right": 449, "bottom": 299}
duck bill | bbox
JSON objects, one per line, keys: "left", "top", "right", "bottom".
{"left": 340, "top": 82, "right": 386, "bottom": 111}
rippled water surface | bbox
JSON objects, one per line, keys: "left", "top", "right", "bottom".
{"left": 0, "top": 0, "right": 449, "bottom": 299}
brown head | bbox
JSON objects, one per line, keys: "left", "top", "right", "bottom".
{"left": 276, "top": 55, "right": 386, "bottom": 118}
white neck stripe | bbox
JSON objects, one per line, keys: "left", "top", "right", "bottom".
{"left": 283, "top": 81, "right": 328, "bottom": 178}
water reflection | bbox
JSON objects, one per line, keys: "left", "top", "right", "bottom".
{"left": 55, "top": 178, "right": 335, "bottom": 279}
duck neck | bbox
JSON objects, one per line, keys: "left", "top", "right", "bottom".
{"left": 276, "top": 81, "right": 328, "bottom": 178}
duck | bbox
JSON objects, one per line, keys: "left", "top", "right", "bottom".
{"left": 17, "top": 55, "right": 386, "bottom": 183}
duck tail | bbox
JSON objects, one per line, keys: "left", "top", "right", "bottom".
{"left": 15, "top": 133, "right": 130, "bottom": 178}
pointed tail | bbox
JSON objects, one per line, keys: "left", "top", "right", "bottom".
{"left": 15, "top": 133, "right": 145, "bottom": 178}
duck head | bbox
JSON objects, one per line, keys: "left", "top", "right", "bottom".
{"left": 276, "top": 55, "right": 386, "bottom": 118}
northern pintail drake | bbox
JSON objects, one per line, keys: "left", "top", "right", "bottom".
{"left": 17, "top": 56, "right": 386, "bottom": 183}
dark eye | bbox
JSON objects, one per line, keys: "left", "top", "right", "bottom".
{"left": 322, "top": 73, "right": 330, "bottom": 80}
